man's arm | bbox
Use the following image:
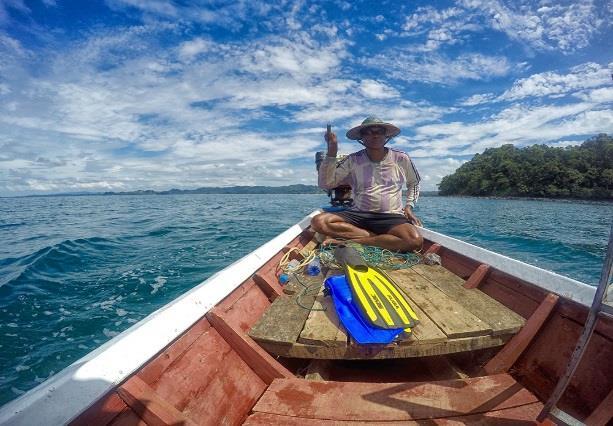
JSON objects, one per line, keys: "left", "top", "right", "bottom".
{"left": 403, "top": 157, "right": 422, "bottom": 227}
{"left": 318, "top": 130, "right": 351, "bottom": 189}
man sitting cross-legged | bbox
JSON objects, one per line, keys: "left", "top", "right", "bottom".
{"left": 311, "top": 116, "right": 423, "bottom": 253}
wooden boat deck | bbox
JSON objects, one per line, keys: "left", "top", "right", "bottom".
{"left": 244, "top": 374, "right": 543, "bottom": 424}
{"left": 249, "top": 262, "right": 526, "bottom": 359}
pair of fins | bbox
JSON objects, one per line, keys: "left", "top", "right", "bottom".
{"left": 333, "top": 245, "right": 419, "bottom": 330}
{"left": 325, "top": 274, "right": 406, "bottom": 344}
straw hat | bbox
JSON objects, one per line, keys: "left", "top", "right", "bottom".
{"left": 346, "top": 116, "right": 401, "bottom": 140}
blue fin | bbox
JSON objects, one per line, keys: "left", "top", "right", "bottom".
{"left": 325, "top": 275, "right": 405, "bottom": 345}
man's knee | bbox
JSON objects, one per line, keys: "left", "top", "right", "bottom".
{"left": 408, "top": 232, "right": 424, "bottom": 252}
{"left": 310, "top": 213, "right": 327, "bottom": 233}
{"left": 391, "top": 224, "right": 423, "bottom": 252}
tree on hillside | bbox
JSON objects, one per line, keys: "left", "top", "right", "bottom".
{"left": 438, "top": 134, "right": 613, "bottom": 200}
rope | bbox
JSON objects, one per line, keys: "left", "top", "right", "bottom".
{"left": 293, "top": 273, "right": 326, "bottom": 311}
{"left": 318, "top": 242, "right": 420, "bottom": 270}
{"left": 277, "top": 247, "right": 316, "bottom": 274}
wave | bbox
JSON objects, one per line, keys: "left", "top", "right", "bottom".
{"left": 0, "top": 236, "right": 119, "bottom": 290}
{"left": 0, "top": 222, "right": 26, "bottom": 229}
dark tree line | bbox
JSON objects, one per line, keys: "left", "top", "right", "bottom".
{"left": 438, "top": 134, "right": 613, "bottom": 199}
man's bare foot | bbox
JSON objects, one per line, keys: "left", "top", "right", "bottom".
{"left": 321, "top": 238, "right": 347, "bottom": 247}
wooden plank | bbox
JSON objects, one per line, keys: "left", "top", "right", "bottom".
{"left": 109, "top": 407, "right": 147, "bottom": 426}
{"left": 137, "top": 317, "right": 211, "bottom": 385}
{"left": 299, "top": 237, "right": 318, "bottom": 258}
{"left": 207, "top": 307, "right": 293, "bottom": 384}
{"left": 257, "top": 333, "right": 512, "bottom": 359}
{"left": 253, "top": 374, "right": 539, "bottom": 421}
{"left": 298, "top": 275, "right": 348, "bottom": 346}
{"left": 425, "top": 243, "right": 441, "bottom": 255}
{"left": 515, "top": 308, "right": 613, "bottom": 421}
{"left": 585, "top": 387, "right": 613, "bottom": 426}
{"left": 117, "top": 376, "right": 195, "bottom": 426}
{"left": 464, "top": 264, "right": 490, "bottom": 289}
{"left": 397, "top": 300, "right": 447, "bottom": 345}
{"left": 539, "top": 227, "right": 613, "bottom": 422}
{"left": 178, "top": 348, "right": 265, "bottom": 425}
{"left": 249, "top": 276, "right": 317, "bottom": 345}
{"left": 245, "top": 402, "right": 544, "bottom": 425}
{"left": 484, "top": 292, "right": 559, "bottom": 375}
{"left": 439, "top": 248, "right": 480, "bottom": 280}
{"left": 152, "top": 325, "right": 266, "bottom": 424}
{"left": 410, "top": 264, "right": 525, "bottom": 336}
{"left": 216, "top": 277, "right": 259, "bottom": 313}
{"left": 422, "top": 356, "right": 469, "bottom": 380}
{"left": 390, "top": 269, "right": 492, "bottom": 338}
{"left": 304, "top": 359, "right": 333, "bottom": 381}
{"left": 253, "top": 272, "right": 283, "bottom": 301}
{"left": 70, "top": 391, "right": 128, "bottom": 426}
{"left": 215, "top": 279, "right": 271, "bottom": 333}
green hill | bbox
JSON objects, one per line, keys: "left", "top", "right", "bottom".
{"left": 438, "top": 134, "right": 613, "bottom": 200}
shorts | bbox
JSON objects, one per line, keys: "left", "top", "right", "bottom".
{"left": 331, "top": 210, "right": 409, "bottom": 235}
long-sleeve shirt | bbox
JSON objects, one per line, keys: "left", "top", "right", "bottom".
{"left": 318, "top": 148, "right": 420, "bottom": 214}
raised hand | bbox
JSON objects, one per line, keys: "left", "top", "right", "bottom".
{"left": 325, "top": 128, "right": 338, "bottom": 157}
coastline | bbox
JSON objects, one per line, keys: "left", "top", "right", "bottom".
{"left": 437, "top": 194, "right": 613, "bottom": 204}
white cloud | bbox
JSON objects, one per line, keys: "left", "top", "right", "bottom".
{"left": 0, "top": 22, "right": 360, "bottom": 194}
{"left": 178, "top": 38, "right": 214, "bottom": 62}
{"left": 459, "top": 0, "right": 605, "bottom": 53}
{"left": 400, "top": 1, "right": 606, "bottom": 54}
{"left": 358, "top": 79, "right": 399, "bottom": 99}
{"left": 105, "top": 0, "right": 302, "bottom": 33}
{"left": 105, "top": 0, "right": 178, "bottom": 19}
{"left": 407, "top": 156, "right": 466, "bottom": 191}
{"left": 413, "top": 101, "right": 613, "bottom": 158}
{"left": 458, "top": 62, "right": 612, "bottom": 106}
{"left": 576, "top": 87, "right": 613, "bottom": 104}
{"left": 460, "top": 93, "right": 496, "bottom": 106}
{"left": 363, "top": 52, "right": 511, "bottom": 85}
{"left": 499, "top": 62, "right": 612, "bottom": 101}
{"left": 401, "top": 6, "right": 476, "bottom": 51}
{"left": 403, "top": 6, "right": 464, "bottom": 33}
{"left": 240, "top": 36, "right": 346, "bottom": 79}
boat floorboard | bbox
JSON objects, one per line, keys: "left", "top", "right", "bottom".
{"left": 246, "top": 374, "right": 542, "bottom": 423}
{"left": 249, "top": 263, "right": 526, "bottom": 359}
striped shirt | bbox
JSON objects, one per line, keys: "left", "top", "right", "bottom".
{"left": 318, "top": 148, "right": 420, "bottom": 214}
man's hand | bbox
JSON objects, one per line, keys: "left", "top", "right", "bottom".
{"left": 403, "top": 206, "right": 422, "bottom": 227}
{"left": 325, "top": 130, "right": 338, "bottom": 157}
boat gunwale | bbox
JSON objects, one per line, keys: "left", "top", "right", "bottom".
{"left": 419, "top": 227, "right": 596, "bottom": 308}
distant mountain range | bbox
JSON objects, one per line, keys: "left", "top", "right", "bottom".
{"left": 101, "top": 184, "right": 323, "bottom": 195}
{"left": 16, "top": 185, "right": 440, "bottom": 198}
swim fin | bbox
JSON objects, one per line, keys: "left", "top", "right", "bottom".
{"left": 334, "top": 245, "right": 419, "bottom": 330}
{"left": 325, "top": 275, "right": 406, "bottom": 344}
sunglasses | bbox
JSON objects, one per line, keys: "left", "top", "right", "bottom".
{"left": 362, "top": 127, "right": 386, "bottom": 136}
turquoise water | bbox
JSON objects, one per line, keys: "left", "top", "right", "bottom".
{"left": 0, "top": 194, "right": 611, "bottom": 405}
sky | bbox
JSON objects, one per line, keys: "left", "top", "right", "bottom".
{"left": 0, "top": 0, "right": 611, "bottom": 196}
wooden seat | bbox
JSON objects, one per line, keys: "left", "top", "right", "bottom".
{"left": 249, "top": 264, "right": 525, "bottom": 359}
{"left": 245, "top": 374, "right": 542, "bottom": 424}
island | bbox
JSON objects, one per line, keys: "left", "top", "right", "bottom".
{"left": 438, "top": 134, "right": 612, "bottom": 200}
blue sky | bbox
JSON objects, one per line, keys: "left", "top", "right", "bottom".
{"left": 0, "top": 0, "right": 611, "bottom": 196}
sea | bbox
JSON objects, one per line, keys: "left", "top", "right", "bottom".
{"left": 0, "top": 193, "right": 611, "bottom": 406}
